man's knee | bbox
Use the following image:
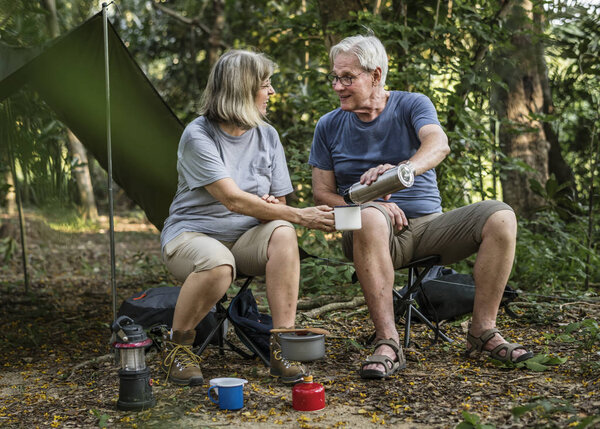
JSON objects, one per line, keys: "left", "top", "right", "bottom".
{"left": 482, "top": 209, "right": 517, "bottom": 242}
{"left": 357, "top": 206, "right": 389, "bottom": 236}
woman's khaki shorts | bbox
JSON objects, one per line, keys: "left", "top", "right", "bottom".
{"left": 342, "top": 200, "right": 513, "bottom": 268}
{"left": 162, "top": 220, "right": 294, "bottom": 283}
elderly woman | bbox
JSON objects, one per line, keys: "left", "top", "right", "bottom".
{"left": 161, "top": 49, "right": 334, "bottom": 386}
{"left": 309, "top": 35, "right": 533, "bottom": 379}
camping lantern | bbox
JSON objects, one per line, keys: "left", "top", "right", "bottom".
{"left": 112, "top": 316, "right": 156, "bottom": 411}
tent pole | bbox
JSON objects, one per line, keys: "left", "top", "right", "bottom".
{"left": 4, "top": 101, "right": 30, "bottom": 293}
{"left": 102, "top": 2, "right": 117, "bottom": 322}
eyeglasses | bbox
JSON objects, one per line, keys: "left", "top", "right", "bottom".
{"left": 326, "top": 71, "right": 365, "bottom": 86}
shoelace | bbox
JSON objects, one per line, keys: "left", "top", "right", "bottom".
{"left": 272, "top": 349, "right": 303, "bottom": 369}
{"left": 163, "top": 343, "right": 202, "bottom": 379}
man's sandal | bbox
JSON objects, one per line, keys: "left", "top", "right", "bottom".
{"left": 465, "top": 328, "right": 534, "bottom": 363}
{"left": 359, "top": 338, "right": 406, "bottom": 379}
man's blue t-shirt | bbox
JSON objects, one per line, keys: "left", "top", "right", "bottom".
{"left": 309, "top": 91, "right": 443, "bottom": 218}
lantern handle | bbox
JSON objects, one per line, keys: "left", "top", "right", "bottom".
{"left": 112, "top": 315, "right": 135, "bottom": 341}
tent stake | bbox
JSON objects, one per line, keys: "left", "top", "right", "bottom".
{"left": 103, "top": 2, "right": 117, "bottom": 322}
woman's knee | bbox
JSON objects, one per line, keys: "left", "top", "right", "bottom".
{"left": 188, "top": 264, "right": 233, "bottom": 289}
{"left": 268, "top": 225, "right": 298, "bottom": 253}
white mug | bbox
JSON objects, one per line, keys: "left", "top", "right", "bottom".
{"left": 334, "top": 205, "right": 362, "bottom": 231}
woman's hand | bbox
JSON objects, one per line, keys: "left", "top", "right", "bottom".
{"left": 375, "top": 202, "right": 408, "bottom": 231}
{"left": 261, "top": 194, "right": 280, "bottom": 204}
{"left": 258, "top": 194, "right": 282, "bottom": 222}
{"left": 298, "top": 205, "right": 335, "bottom": 232}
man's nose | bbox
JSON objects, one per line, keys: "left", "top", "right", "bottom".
{"left": 332, "top": 80, "right": 345, "bottom": 90}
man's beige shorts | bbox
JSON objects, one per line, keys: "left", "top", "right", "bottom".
{"left": 162, "top": 220, "right": 294, "bottom": 283}
{"left": 342, "top": 200, "right": 513, "bottom": 268}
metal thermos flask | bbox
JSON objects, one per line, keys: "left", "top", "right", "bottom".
{"left": 343, "top": 163, "right": 415, "bottom": 205}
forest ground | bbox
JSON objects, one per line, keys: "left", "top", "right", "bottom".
{"left": 0, "top": 211, "right": 599, "bottom": 428}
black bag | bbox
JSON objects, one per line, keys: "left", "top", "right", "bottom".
{"left": 394, "top": 268, "right": 518, "bottom": 323}
{"left": 117, "top": 286, "right": 220, "bottom": 347}
{"left": 227, "top": 287, "right": 273, "bottom": 358}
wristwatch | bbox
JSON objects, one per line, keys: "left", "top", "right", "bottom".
{"left": 399, "top": 160, "right": 415, "bottom": 176}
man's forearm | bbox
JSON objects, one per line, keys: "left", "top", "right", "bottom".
{"left": 314, "top": 190, "right": 346, "bottom": 207}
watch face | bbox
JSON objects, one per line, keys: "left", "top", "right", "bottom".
{"left": 399, "top": 164, "right": 415, "bottom": 187}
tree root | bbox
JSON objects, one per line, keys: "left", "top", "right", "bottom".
{"left": 299, "top": 296, "right": 366, "bottom": 319}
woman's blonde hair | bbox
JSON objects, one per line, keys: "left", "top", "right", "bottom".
{"left": 199, "top": 50, "right": 276, "bottom": 129}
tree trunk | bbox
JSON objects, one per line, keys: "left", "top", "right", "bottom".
{"left": 4, "top": 168, "right": 16, "bottom": 215}
{"left": 535, "top": 14, "right": 577, "bottom": 202}
{"left": 446, "top": 0, "right": 513, "bottom": 134}
{"left": 42, "top": 0, "right": 98, "bottom": 219}
{"left": 316, "top": 0, "right": 367, "bottom": 52}
{"left": 492, "top": 0, "right": 549, "bottom": 217}
{"left": 207, "top": 0, "right": 225, "bottom": 67}
{"left": 67, "top": 131, "right": 98, "bottom": 221}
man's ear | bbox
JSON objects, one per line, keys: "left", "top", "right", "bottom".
{"left": 372, "top": 67, "right": 383, "bottom": 86}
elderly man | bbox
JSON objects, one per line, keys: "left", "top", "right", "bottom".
{"left": 309, "top": 34, "right": 533, "bottom": 379}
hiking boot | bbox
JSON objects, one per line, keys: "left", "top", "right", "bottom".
{"left": 269, "top": 333, "right": 307, "bottom": 385}
{"left": 161, "top": 329, "right": 204, "bottom": 386}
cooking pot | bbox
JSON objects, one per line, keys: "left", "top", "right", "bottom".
{"left": 278, "top": 332, "right": 325, "bottom": 361}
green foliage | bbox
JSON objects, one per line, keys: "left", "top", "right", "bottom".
{"left": 511, "top": 397, "right": 599, "bottom": 428}
{"left": 456, "top": 410, "right": 495, "bottom": 429}
{"left": 556, "top": 318, "right": 600, "bottom": 374}
{"left": 491, "top": 352, "right": 567, "bottom": 371}
{"left": 296, "top": 227, "right": 359, "bottom": 297}
{"left": 40, "top": 201, "right": 101, "bottom": 233}
{"left": 89, "top": 409, "right": 109, "bottom": 428}
{"left": 0, "top": 236, "right": 16, "bottom": 262}
{"left": 1, "top": 0, "right": 600, "bottom": 296}
{"left": 513, "top": 210, "right": 599, "bottom": 291}
{"left": 562, "top": 318, "right": 600, "bottom": 351}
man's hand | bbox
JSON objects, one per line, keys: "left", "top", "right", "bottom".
{"left": 360, "top": 163, "right": 396, "bottom": 185}
{"left": 376, "top": 201, "right": 408, "bottom": 231}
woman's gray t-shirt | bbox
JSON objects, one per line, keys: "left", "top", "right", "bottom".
{"left": 160, "top": 116, "right": 293, "bottom": 248}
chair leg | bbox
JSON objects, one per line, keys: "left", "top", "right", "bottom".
{"left": 231, "top": 323, "right": 270, "bottom": 367}
{"left": 408, "top": 305, "right": 453, "bottom": 343}
{"left": 396, "top": 264, "right": 453, "bottom": 347}
{"left": 403, "top": 297, "right": 414, "bottom": 349}
{"left": 194, "top": 307, "right": 228, "bottom": 356}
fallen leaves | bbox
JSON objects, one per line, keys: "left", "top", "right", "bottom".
{"left": 1, "top": 214, "right": 599, "bottom": 428}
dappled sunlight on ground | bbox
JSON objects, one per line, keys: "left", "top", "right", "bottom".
{"left": 0, "top": 212, "right": 599, "bottom": 427}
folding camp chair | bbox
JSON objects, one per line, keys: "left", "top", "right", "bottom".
{"left": 394, "top": 255, "right": 453, "bottom": 348}
{"left": 193, "top": 275, "right": 271, "bottom": 366}
{"left": 354, "top": 254, "right": 453, "bottom": 348}
{"left": 193, "top": 248, "right": 317, "bottom": 367}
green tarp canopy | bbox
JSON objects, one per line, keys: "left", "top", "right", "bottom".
{"left": 0, "top": 11, "right": 183, "bottom": 231}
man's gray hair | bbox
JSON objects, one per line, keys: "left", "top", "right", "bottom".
{"left": 330, "top": 35, "right": 388, "bottom": 88}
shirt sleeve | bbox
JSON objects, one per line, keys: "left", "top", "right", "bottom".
{"left": 268, "top": 129, "right": 294, "bottom": 197}
{"left": 409, "top": 94, "right": 441, "bottom": 133}
{"left": 308, "top": 116, "right": 334, "bottom": 171}
{"left": 178, "top": 124, "right": 229, "bottom": 191}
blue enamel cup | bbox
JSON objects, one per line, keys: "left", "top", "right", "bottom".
{"left": 208, "top": 378, "right": 248, "bottom": 410}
